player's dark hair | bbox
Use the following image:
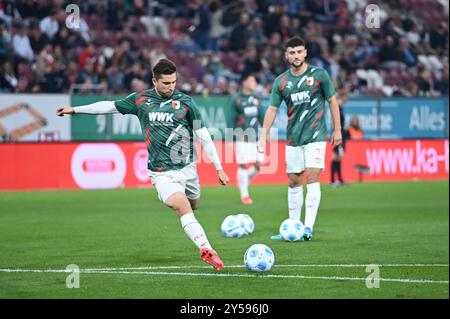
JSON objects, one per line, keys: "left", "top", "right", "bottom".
{"left": 152, "top": 58, "right": 177, "bottom": 80}
{"left": 240, "top": 72, "right": 256, "bottom": 83}
{"left": 285, "top": 36, "right": 306, "bottom": 51}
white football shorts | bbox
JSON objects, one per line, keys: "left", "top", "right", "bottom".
{"left": 285, "top": 141, "right": 327, "bottom": 173}
{"left": 148, "top": 162, "right": 200, "bottom": 203}
{"left": 236, "top": 141, "right": 265, "bottom": 164}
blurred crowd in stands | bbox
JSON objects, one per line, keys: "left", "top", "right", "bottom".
{"left": 0, "top": 0, "right": 448, "bottom": 97}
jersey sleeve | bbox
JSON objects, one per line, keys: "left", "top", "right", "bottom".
{"left": 186, "top": 97, "right": 205, "bottom": 129}
{"left": 320, "top": 70, "right": 335, "bottom": 100}
{"left": 269, "top": 77, "right": 283, "bottom": 108}
{"left": 114, "top": 92, "right": 138, "bottom": 115}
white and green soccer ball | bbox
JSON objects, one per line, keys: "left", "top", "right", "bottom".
{"left": 236, "top": 213, "right": 254, "bottom": 235}
{"left": 244, "top": 244, "right": 275, "bottom": 272}
{"left": 221, "top": 215, "right": 245, "bottom": 238}
{"left": 279, "top": 218, "right": 304, "bottom": 242}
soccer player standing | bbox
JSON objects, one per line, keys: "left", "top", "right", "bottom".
{"left": 257, "top": 37, "right": 342, "bottom": 240}
{"left": 57, "top": 59, "right": 229, "bottom": 270}
{"left": 230, "top": 73, "right": 264, "bottom": 205}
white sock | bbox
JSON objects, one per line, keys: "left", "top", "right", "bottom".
{"left": 288, "top": 186, "right": 303, "bottom": 221}
{"left": 237, "top": 168, "right": 249, "bottom": 198}
{"left": 247, "top": 166, "right": 259, "bottom": 180}
{"left": 180, "top": 213, "right": 212, "bottom": 250}
{"left": 304, "top": 183, "right": 321, "bottom": 231}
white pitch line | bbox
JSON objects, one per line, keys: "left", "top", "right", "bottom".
{"left": 272, "top": 263, "right": 450, "bottom": 268}
{"left": 80, "top": 263, "right": 450, "bottom": 271}
{"left": 0, "top": 268, "right": 448, "bottom": 285}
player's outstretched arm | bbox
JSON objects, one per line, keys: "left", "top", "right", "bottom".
{"left": 194, "top": 127, "right": 229, "bottom": 186}
{"left": 56, "top": 106, "right": 75, "bottom": 116}
{"left": 257, "top": 105, "right": 278, "bottom": 153}
{"left": 56, "top": 101, "right": 119, "bottom": 116}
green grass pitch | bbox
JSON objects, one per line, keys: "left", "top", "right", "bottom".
{"left": 0, "top": 181, "right": 448, "bottom": 299}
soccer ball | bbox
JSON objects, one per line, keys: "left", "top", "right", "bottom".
{"left": 236, "top": 213, "right": 254, "bottom": 235}
{"left": 279, "top": 218, "right": 304, "bottom": 241}
{"left": 244, "top": 244, "right": 275, "bottom": 272}
{"left": 221, "top": 215, "right": 245, "bottom": 238}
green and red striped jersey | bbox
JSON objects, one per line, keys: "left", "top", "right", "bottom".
{"left": 230, "top": 90, "right": 263, "bottom": 141}
{"left": 114, "top": 88, "right": 204, "bottom": 172}
{"left": 270, "top": 64, "right": 335, "bottom": 146}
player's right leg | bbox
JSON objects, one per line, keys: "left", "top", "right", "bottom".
{"left": 271, "top": 146, "right": 305, "bottom": 240}
{"left": 184, "top": 162, "right": 201, "bottom": 211}
{"left": 150, "top": 171, "right": 224, "bottom": 270}
{"left": 286, "top": 146, "right": 305, "bottom": 222}
{"left": 164, "top": 193, "right": 224, "bottom": 270}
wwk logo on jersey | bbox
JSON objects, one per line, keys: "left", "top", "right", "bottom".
{"left": 148, "top": 112, "right": 174, "bottom": 122}
{"left": 290, "top": 91, "right": 310, "bottom": 105}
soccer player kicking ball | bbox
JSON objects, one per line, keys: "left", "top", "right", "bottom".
{"left": 57, "top": 59, "right": 229, "bottom": 270}
{"left": 230, "top": 73, "right": 264, "bottom": 205}
{"left": 257, "top": 37, "right": 342, "bottom": 241}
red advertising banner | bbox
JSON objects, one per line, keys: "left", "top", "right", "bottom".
{"left": 339, "top": 139, "right": 448, "bottom": 182}
{"left": 0, "top": 139, "right": 448, "bottom": 190}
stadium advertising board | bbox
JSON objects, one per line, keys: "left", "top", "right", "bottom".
{"left": 71, "top": 95, "right": 448, "bottom": 141}
{"left": 343, "top": 98, "right": 448, "bottom": 139}
{"left": 0, "top": 139, "right": 447, "bottom": 190}
{"left": 0, "top": 94, "right": 71, "bottom": 142}
{"left": 1, "top": 95, "right": 447, "bottom": 142}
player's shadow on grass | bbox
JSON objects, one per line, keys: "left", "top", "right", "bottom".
{"left": 131, "top": 250, "right": 180, "bottom": 264}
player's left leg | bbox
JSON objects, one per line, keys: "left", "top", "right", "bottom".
{"left": 236, "top": 141, "right": 253, "bottom": 205}
{"left": 247, "top": 164, "right": 259, "bottom": 181}
{"left": 302, "top": 141, "right": 327, "bottom": 240}
{"left": 247, "top": 143, "right": 265, "bottom": 180}
{"left": 303, "top": 168, "right": 321, "bottom": 240}
{"left": 188, "top": 198, "right": 200, "bottom": 210}
{"left": 237, "top": 164, "right": 252, "bottom": 204}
